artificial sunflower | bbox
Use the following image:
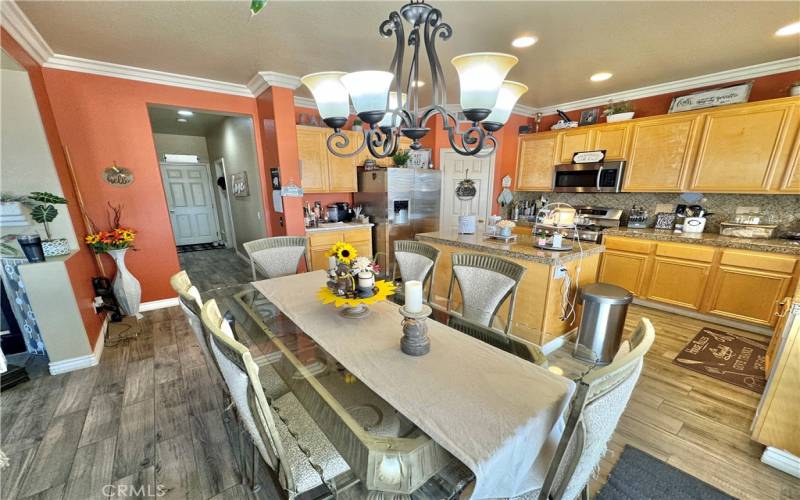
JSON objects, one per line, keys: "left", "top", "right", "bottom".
{"left": 335, "top": 243, "right": 357, "bottom": 264}
{"left": 85, "top": 233, "right": 100, "bottom": 244}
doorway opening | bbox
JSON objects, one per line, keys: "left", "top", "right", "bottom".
{"left": 438, "top": 149, "right": 496, "bottom": 232}
{"left": 147, "top": 105, "right": 266, "bottom": 281}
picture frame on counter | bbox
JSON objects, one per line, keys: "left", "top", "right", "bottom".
{"left": 407, "top": 148, "right": 432, "bottom": 169}
{"left": 579, "top": 108, "right": 600, "bottom": 126}
{"left": 668, "top": 81, "right": 753, "bottom": 113}
{"left": 655, "top": 212, "right": 677, "bottom": 230}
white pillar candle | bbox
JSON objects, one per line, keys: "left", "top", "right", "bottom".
{"left": 328, "top": 255, "right": 337, "bottom": 270}
{"left": 404, "top": 280, "right": 423, "bottom": 313}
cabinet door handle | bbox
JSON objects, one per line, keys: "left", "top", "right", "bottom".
{"left": 775, "top": 298, "right": 789, "bottom": 317}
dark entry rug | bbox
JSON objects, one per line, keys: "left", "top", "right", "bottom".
{"left": 176, "top": 242, "right": 224, "bottom": 253}
{"left": 597, "top": 446, "right": 735, "bottom": 500}
{"left": 672, "top": 327, "right": 767, "bottom": 393}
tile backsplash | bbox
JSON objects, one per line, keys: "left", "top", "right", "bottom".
{"left": 511, "top": 192, "right": 800, "bottom": 234}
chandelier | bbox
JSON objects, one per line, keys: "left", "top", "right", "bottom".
{"left": 301, "top": 0, "right": 528, "bottom": 158}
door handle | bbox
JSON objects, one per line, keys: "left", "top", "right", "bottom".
{"left": 596, "top": 166, "right": 603, "bottom": 191}
{"left": 169, "top": 209, "right": 175, "bottom": 213}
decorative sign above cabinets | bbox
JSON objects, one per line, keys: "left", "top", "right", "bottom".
{"left": 572, "top": 150, "right": 606, "bottom": 164}
{"left": 668, "top": 82, "right": 753, "bottom": 113}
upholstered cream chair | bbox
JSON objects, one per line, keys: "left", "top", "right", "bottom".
{"left": 201, "top": 299, "right": 352, "bottom": 498}
{"left": 169, "top": 271, "right": 212, "bottom": 362}
{"left": 244, "top": 236, "right": 309, "bottom": 281}
{"left": 393, "top": 240, "right": 441, "bottom": 303}
{"left": 536, "top": 317, "right": 656, "bottom": 500}
{"left": 447, "top": 253, "right": 526, "bottom": 335}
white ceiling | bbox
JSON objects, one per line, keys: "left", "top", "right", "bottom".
{"left": 148, "top": 106, "right": 230, "bottom": 136}
{"left": 16, "top": 0, "right": 800, "bottom": 108}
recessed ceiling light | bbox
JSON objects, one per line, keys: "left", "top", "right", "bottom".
{"left": 177, "top": 118, "right": 188, "bottom": 123}
{"left": 177, "top": 110, "right": 194, "bottom": 116}
{"left": 512, "top": 36, "right": 538, "bottom": 48}
{"left": 412, "top": 80, "right": 425, "bottom": 88}
{"left": 775, "top": 21, "right": 800, "bottom": 36}
{"left": 590, "top": 72, "right": 613, "bottom": 82}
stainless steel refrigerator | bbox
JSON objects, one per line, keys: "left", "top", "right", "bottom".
{"left": 354, "top": 167, "right": 441, "bottom": 273}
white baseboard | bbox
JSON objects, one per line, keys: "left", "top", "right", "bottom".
{"left": 761, "top": 447, "right": 800, "bottom": 478}
{"left": 48, "top": 314, "right": 109, "bottom": 375}
{"left": 139, "top": 297, "right": 180, "bottom": 311}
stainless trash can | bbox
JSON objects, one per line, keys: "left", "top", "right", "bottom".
{"left": 574, "top": 283, "right": 633, "bottom": 365}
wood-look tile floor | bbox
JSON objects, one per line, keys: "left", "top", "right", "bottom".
{"left": 1, "top": 248, "right": 798, "bottom": 500}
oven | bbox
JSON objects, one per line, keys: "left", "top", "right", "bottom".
{"left": 553, "top": 161, "right": 625, "bottom": 193}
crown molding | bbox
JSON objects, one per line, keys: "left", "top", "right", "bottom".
{"left": 512, "top": 103, "right": 536, "bottom": 117}
{"left": 535, "top": 56, "right": 800, "bottom": 116}
{"left": 43, "top": 54, "right": 252, "bottom": 96}
{"left": 0, "top": 0, "right": 53, "bottom": 64}
{"left": 248, "top": 71, "right": 302, "bottom": 95}
{"left": 293, "top": 96, "right": 316, "bottom": 109}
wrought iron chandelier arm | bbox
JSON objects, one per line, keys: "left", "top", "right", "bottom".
{"left": 423, "top": 8, "right": 451, "bottom": 107}
{"left": 380, "top": 12, "right": 405, "bottom": 106}
{"left": 365, "top": 127, "right": 398, "bottom": 159}
{"left": 326, "top": 129, "right": 368, "bottom": 159}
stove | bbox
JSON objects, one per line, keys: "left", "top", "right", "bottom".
{"left": 564, "top": 206, "right": 623, "bottom": 243}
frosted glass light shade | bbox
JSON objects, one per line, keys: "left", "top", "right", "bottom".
{"left": 300, "top": 71, "right": 349, "bottom": 119}
{"left": 485, "top": 81, "right": 528, "bottom": 125}
{"left": 451, "top": 52, "right": 519, "bottom": 111}
{"left": 340, "top": 71, "right": 394, "bottom": 115}
{"left": 378, "top": 92, "right": 407, "bottom": 128}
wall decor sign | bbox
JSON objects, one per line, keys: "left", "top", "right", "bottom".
{"left": 668, "top": 82, "right": 753, "bottom": 113}
{"left": 231, "top": 172, "right": 250, "bottom": 197}
{"left": 579, "top": 108, "right": 600, "bottom": 126}
{"left": 655, "top": 212, "right": 677, "bottom": 230}
{"left": 407, "top": 148, "right": 432, "bottom": 169}
{"left": 572, "top": 150, "right": 606, "bottom": 164}
{"left": 270, "top": 167, "right": 281, "bottom": 190}
{"left": 102, "top": 162, "right": 134, "bottom": 186}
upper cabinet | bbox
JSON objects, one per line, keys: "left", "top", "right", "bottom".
{"left": 297, "top": 126, "right": 330, "bottom": 193}
{"left": 516, "top": 132, "right": 558, "bottom": 191}
{"left": 513, "top": 96, "right": 800, "bottom": 195}
{"left": 623, "top": 114, "right": 700, "bottom": 192}
{"left": 557, "top": 129, "right": 592, "bottom": 163}
{"left": 689, "top": 101, "right": 795, "bottom": 192}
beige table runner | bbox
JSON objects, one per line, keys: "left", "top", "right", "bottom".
{"left": 253, "top": 271, "right": 574, "bottom": 499}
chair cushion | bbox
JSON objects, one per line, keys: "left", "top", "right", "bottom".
{"left": 254, "top": 353, "right": 290, "bottom": 400}
{"left": 252, "top": 247, "right": 305, "bottom": 279}
{"left": 395, "top": 251, "right": 434, "bottom": 284}
{"left": 272, "top": 393, "right": 350, "bottom": 491}
{"left": 453, "top": 266, "right": 516, "bottom": 327}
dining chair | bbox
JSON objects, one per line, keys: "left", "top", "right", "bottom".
{"left": 447, "top": 253, "right": 527, "bottom": 335}
{"left": 535, "top": 317, "right": 656, "bottom": 500}
{"left": 392, "top": 240, "right": 440, "bottom": 303}
{"left": 201, "top": 299, "right": 353, "bottom": 498}
{"left": 244, "top": 236, "right": 309, "bottom": 281}
{"left": 169, "top": 270, "right": 214, "bottom": 365}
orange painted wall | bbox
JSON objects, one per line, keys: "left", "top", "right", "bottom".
{"left": 1, "top": 29, "right": 106, "bottom": 346}
{"left": 536, "top": 71, "right": 800, "bottom": 130}
{"left": 40, "top": 68, "right": 272, "bottom": 302}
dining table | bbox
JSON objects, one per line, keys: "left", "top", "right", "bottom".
{"left": 213, "top": 271, "right": 575, "bottom": 499}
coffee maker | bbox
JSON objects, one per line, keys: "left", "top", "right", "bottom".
{"left": 326, "top": 202, "right": 355, "bottom": 222}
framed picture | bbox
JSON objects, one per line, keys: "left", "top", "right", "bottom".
{"left": 579, "top": 108, "right": 600, "bottom": 126}
{"left": 668, "top": 82, "right": 753, "bottom": 113}
{"left": 407, "top": 148, "right": 432, "bottom": 169}
{"left": 270, "top": 167, "right": 281, "bottom": 190}
{"left": 231, "top": 171, "right": 249, "bottom": 198}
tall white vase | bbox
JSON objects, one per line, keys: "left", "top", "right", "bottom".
{"left": 107, "top": 248, "right": 141, "bottom": 317}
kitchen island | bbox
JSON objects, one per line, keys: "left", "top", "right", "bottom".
{"left": 416, "top": 231, "right": 604, "bottom": 347}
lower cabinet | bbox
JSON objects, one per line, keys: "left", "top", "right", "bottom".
{"left": 645, "top": 257, "right": 711, "bottom": 310}
{"left": 599, "top": 236, "right": 799, "bottom": 327}
{"left": 307, "top": 228, "right": 373, "bottom": 271}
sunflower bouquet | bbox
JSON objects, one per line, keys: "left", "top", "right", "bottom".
{"left": 85, "top": 227, "right": 136, "bottom": 253}
{"left": 325, "top": 241, "right": 383, "bottom": 299}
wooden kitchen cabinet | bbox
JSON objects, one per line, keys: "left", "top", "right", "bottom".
{"left": 645, "top": 257, "right": 712, "bottom": 310}
{"left": 327, "top": 130, "right": 359, "bottom": 192}
{"left": 591, "top": 124, "right": 629, "bottom": 160}
{"left": 622, "top": 114, "right": 700, "bottom": 192}
{"left": 778, "top": 109, "right": 800, "bottom": 192}
{"left": 689, "top": 101, "right": 795, "bottom": 192}
{"left": 598, "top": 251, "right": 650, "bottom": 296}
{"left": 307, "top": 227, "right": 374, "bottom": 271}
{"left": 516, "top": 133, "right": 558, "bottom": 190}
{"left": 557, "top": 129, "right": 592, "bottom": 163}
{"left": 298, "top": 126, "right": 330, "bottom": 193}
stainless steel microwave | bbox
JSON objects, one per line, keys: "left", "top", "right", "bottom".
{"left": 553, "top": 161, "right": 626, "bottom": 193}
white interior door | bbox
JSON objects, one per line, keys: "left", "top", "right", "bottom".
{"left": 439, "top": 150, "right": 495, "bottom": 232}
{"left": 160, "top": 162, "right": 221, "bottom": 246}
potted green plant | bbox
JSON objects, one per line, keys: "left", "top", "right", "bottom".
{"left": 26, "top": 191, "right": 71, "bottom": 256}
{"left": 392, "top": 149, "right": 411, "bottom": 168}
{"left": 603, "top": 100, "right": 635, "bottom": 122}
{"left": 352, "top": 118, "right": 363, "bottom": 132}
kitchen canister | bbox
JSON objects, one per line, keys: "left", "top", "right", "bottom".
{"left": 458, "top": 215, "right": 477, "bottom": 234}
{"left": 683, "top": 217, "right": 707, "bottom": 233}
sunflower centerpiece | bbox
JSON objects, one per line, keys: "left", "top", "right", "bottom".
{"left": 319, "top": 241, "right": 395, "bottom": 318}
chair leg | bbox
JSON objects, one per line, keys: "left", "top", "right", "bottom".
{"left": 580, "top": 484, "right": 589, "bottom": 500}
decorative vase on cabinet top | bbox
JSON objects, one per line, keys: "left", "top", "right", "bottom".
{"left": 107, "top": 248, "right": 142, "bottom": 317}
{"left": 606, "top": 112, "right": 635, "bottom": 123}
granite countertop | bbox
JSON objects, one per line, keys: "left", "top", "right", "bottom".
{"left": 305, "top": 222, "right": 374, "bottom": 233}
{"left": 604, "top": 227, "right": 800, "bottom": 255}
{"left": 416, "top": 231, "right": 604, "bottom": 265}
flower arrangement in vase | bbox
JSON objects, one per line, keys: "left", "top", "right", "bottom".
{"left": 319, "top": 241, "right": 394, "bottom": 318}
{"left": 84, "top": 204, "right": 141, "bottom": 317}
{"left": 497, "top": 219, "right": 516, "bottom": 237}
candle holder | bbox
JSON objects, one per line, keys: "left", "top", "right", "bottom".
{"left": 399, "top": 304, "right": 432, "bottom": 356}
